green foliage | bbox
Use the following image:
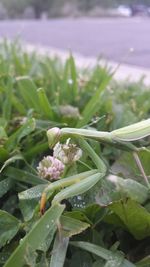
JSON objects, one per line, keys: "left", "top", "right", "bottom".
{"left": 0, "top": 40, "right": 150, "bottom": 266}
{"left": 71, "top": 241, "right": 135, "bottom": 267}
{"left": 0, "top": 210, "right": 21, "bottom": 249}
{"left": 4, "top": 204, "right": 65, "bottom": 267}
{"left": 109, "top": 199, "right": 150, "bottom": 239}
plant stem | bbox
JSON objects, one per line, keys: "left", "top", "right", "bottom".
{"left": 133, "top": 152, "right": 150, "bottom": 188}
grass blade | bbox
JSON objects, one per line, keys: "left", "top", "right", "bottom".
{"left": 5, "top": 117, "right": 36, "bottom": 151}
{"left": 77, "top": 71, "right": 112, "bottom": 127}
{"left": 0, "top": 210, "right": 21, "bottom": 249}
{"left": 70, "top": 241, "right": 136, "bottom": 267}
{"left": 16, "top": 76, "right": 40, "bottom": 112}
{"left": 37, "top": 88, "right": 54, "bottom": 119}
{"left": 4, "top": 204, "right": 65, "bottom": 267}
{"left": 50, "top": 234, "right": 69, "bottom": 267}
{"left": 60, "top": 215, "right": 90, "bottom": 237}
{"left": 4, "top": 166, "right": 47, "bottom": 185}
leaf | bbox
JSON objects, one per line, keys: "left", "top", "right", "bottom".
{"left": 70, "top": 241, "right": 135, "bottom": 267}
{"left": 106, "top": 175, "right": 149, "bottom": 204}
{"left": 11, "top": 95, "right": 26, "bottom": 115}
{"left": 103, "top": 212, "right": 126, "bottom": 229}
{"left": 109, "top": 199, "right": 150, "bottom": 240}
{"left": 5, "top": 117, "right": 36, "bottom": 151}
{"left": 4, "top": 204, "right": 65, "bottom": 267}
{"left": 60, "top": 215, "right": 90, "bottom": 237}
{"left": 63, "top": 210, "right": 91, "bottom": 224}
{"left": 93, "top": 259, "right": 105, "bottom": 267}
{"left": 77, "top": 70, "right": 111, "bottom": 127}
{"left": 38, "top": 225, "right": 57, "bottom": 252}
{"left": 4, "top": 166, "right": 47, "bottom": 185}
{"left": 0, "top": 146, "right": 9, "bottom": 163}
{"left": 136, "top": 255, "right": 150, "bottom": 267}
{"left": 24, "top": 245, "right": 38, "bottom": 267}
{"left": 0, "top": 210, "right": 21, "bottom": 249}
{"left": 118, "top": 150, "right": 150, "bottom": 178}
{"left": 0, "top": 178, "right": 13, "bottom": 198}
{"left": 50, "top": 233, "right": 69, "bottom": 267}
{"left": 19, "top": 184, "right": 48, "bottom": 201}
{"left": 69, "top": 251, "right": 93, "bottom": 267}
{"left": 68, "top": 54, "right": 78, "bottom": 103}
{"left": 104, "top": 254, "right": 124, "bottom": 267}
{"left": 19, "top": 184, "right": 47, "bottom": 221}
{"left": 0, "top": 154, "right": 24, "bottom": 173}
{"left": 2, "top": 76, "right": 13, "bottom": 121}
{"left": 37, "top": 88, "right": 54, "bottom": 119}
{"left": 84, "top": 204, "right": 107, "bottom": 225}
{"left": 24, "top": 141, "right": 49, "bottom": 160}
{"left": 16, "top": 76, "right": 40, "bottom": 112}
{"left": 0, "top": 127, "right": 8, "bottom": 142}
{"left": 61, "top": 54, "right": 78, "bottom": 104}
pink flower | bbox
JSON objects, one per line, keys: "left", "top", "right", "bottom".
{"left": 37, "top": 156, "right": 64, "bottom": 181}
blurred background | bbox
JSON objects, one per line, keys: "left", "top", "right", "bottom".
{"left": 0, "top": 0, "right": 150, "bottom": 19}
{"left": 0, "top": 1, "right": 149, "bottom": 68}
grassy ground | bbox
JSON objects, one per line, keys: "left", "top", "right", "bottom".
{"left": 0, "top": 40, "right": 150, "bottom": 267}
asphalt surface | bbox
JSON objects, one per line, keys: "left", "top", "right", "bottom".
{"left": 0, "top": 18, "right": 150, "bottom": 68}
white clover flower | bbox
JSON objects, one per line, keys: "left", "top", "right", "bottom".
{"left": 59, "top": 105, "right": 80, "bottom": 119}
{"left": 37, "top": 156, "right": 64, "bottom": 181}
{"left": 53, "top": 140, "right": 82, "bottom": 165}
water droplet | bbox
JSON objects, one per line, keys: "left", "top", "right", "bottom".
{"left": 68, "top": 78, "right": 73, "bottom": 85}
{"left": 20, "top": 238, "right": 23, "bottom": 244}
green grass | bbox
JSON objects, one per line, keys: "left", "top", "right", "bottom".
{"left": 0, "top": 40, "right": 150, "bottom": 267}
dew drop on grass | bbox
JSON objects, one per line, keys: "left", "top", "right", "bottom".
{"left": 19, "top": 238, "right": 24, "bottom": 244}
{"left": 70, "top": 195, "right": 86, "bottom": 209}
{"left": 68, "top": 78, "right": 73, "bottom": 85}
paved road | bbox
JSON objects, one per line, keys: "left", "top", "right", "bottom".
{"left": 0, "top": 18, "right": 150, "bottom": 68}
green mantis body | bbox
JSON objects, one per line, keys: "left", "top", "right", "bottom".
{"left": 41, "top": 118, "right": 150, "bottom": 212}
{"left": 47, "top": 118, "right": 150, "bottom": 152}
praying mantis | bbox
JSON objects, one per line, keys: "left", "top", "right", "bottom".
{"left": 40, "top": 118, "right": 150, "bottom": 214}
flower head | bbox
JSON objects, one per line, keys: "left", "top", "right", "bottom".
{"left": 53, "top": 139, "right": 82, "bottom": 165}
{"left": 47, "top": 127, "right": 61, "bottom": 148}
{"left": 37, "top": 156, "right": 64, "bottom": 181}
{"left": 59, "top": 105, "right": 80, "bottom": 119}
